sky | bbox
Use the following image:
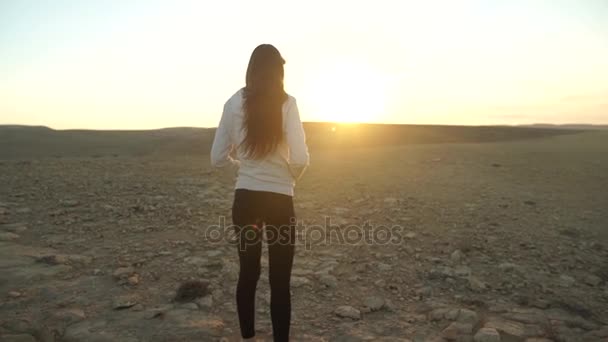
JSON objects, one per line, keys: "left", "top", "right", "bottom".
{"left": 1, "top": 0, "right": 607, "bottom": 129}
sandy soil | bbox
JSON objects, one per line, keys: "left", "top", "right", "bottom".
{"left": 1, "top": 131, "right": 607, "bottom": 341}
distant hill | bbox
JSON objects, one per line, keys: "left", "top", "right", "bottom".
{"left": 0, "top": 123, "right": 585, "bottom": 160}
{"left": 518, "top": 123, "right": 608, "bottom": 130}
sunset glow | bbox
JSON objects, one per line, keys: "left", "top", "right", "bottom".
{"left": 1, "top": 0, "right": 607, "bottom": 129}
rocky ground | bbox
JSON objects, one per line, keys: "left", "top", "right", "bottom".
{"left": 1, "top": 131, "right": 607, "bottom": 341}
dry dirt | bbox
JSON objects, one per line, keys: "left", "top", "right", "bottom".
{"left": 1, "top": 131, "right": 607, "bottom": 341}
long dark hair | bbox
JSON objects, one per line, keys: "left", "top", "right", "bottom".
{"left": 241, "top": 44, "right": 287, "bottom": 159}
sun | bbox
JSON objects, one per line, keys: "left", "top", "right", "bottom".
{"left": 301, "top": 61, "right": 389, "bottom": 123}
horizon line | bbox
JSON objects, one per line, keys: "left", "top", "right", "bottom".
{"left": 1, "top": 122, "right": 608, "bottom": 132}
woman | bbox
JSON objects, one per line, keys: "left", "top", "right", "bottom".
{"left": 210, "top": 44, "right": 310, "bottom": 342}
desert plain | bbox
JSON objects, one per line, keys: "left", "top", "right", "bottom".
{"left": 0, "top": 124, "right": 607, "bottom": 341}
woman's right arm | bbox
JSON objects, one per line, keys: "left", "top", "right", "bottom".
{"left": 285, "top": 97, "right": 310, "bottom": 180}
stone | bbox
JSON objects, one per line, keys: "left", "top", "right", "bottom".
{"left": 454, "top": 266, "right": 472, "bottom": 277}
{"left": 363, "top": 296, "right": 385, "bottom": 312}
{"left": 37, "top": 254, "right": 69, "bottom": 265}
{"left": 180, "top": 302, "right": 199, "bottom": 310}
{"left": 451, "top": 250, "right": 464, "bottom": 263}
{"left": 112, "top": 295, "right": 138, "bottom": 310}
{"left": 112, "top": 266, "right": 135, "bottom": 280}
{"left": 335, "top": 306, "right": 361, "bottom": 320}
{"left": 61, "top": 199, "right": 80, "bottom": 207}
{"left": 1, "top": 223, "right": 28, "bottom": 233}
{"left": 184, "top": 256, "right": 222, "bottom": 267}
{"left": 584, "top": 274, "right": 602, "bottom": 286}
{"left": 374, "top": 279, "right": 386, "bottom": 287}
{"left": 498, "top": 262, "right": 517, "bottom": 272}
{"left": 8, "top": 291, "right": 22, "bottom": 298}
{"left": 405, "top": 232, "right": 417, "bottom": 239}
{"left": 559, "top": 274, "right": 575, "bottom": 287}
{"left": 442, "top": 322, "right": 473, "bottom": 340}
{"left": 196, "top": 295, "right": 213, "bottom": 309}
{"left": 473, "top": 327, "right": 500, "bottom": 342}
{"left": 0, "top": 334, "right": 37, "bottom": 342}
{"left": 484, "top": 318, "right": 527, "bottom": 340}
{"left": 384, "top": 197, "right": 398, "bottom": 204}
{"left": 292, "top": 276, "right": 311, "bottom": 288}
{"left": 53, "top": 308, "right": 86, "bottom": 324}
{"left": 429, "top": 308, "right": 449, "bottom": 321}
{"left": 127, "top": 274, "right": 140, "bottom": 286}
{"left": 469, "top": 276, "right": 487, "bottom": 291}
{"left": 377, "top": 262, "right": 392, "bottom": 271}
{"left": 445, "top": 309, "right": 460, "bottom": 321}
{"left": 0, "top": 232, "right": 20, "bottom": 241}
{"left": 67, "top": 255, "right": 93, "bottom": 265}
{"left": 319, "top": 274, "right": 338, "bottom": 288}
{"left": 206, "top": 250, "right": 223, "bottom": 258}
{"left": 457, "top": 308, "right": 480, "bottom": 325}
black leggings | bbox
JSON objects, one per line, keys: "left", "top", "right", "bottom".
{"left": 232, "top": 189, "right": 296, "bottom": 342}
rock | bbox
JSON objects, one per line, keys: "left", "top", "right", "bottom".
{"left": 1, "top": 223, "right": 28, "bottom": 233}
{"left": 457, "top": 308, "right": 480, "bottom": 326}
{"left": 404, "top": 232, "right": 417, "bottom": 239}
{"left": 0, "top": 232, "right": 20, "bottom": 241}
{"left": 451, "top": 250, "right": 464, "bottom": 263}
{"left": 0, "top": 334, "right": 37, "bottom": 342}
{"left": 363, "top": 296, "right": 385, "bottom": 312}
{"left": 442, "top": 322, "right": 473, "bottom": 340}
{"left": 473, "top": 327, "right": 500, "bottom": 342}
{"left": 8, "top": 291, "right": 22, "bottom": 298}
{"left": 335, "top": 306, "right": 361, "bottom": 320}
{"left": 454, "top": 266, "right": 472, "bottom": 277}
{"left": 469, "top": 276, "right": 487, "bottom": 291}
{"left": 415, "top": 286, "right": 432, "bottom": 298}
{"left": 211, "top": 289, "right": 224, "bottom": 301}
{"left": 374, "top": 279, "right": 386, "bottom": 287}
{"left": 498, "top": 262, "right": 517, "bottom": 272}
{"left": 484, "top": 318, "right": 527, "bottom": 340}
{"left": 67, "top": 255, "right": 93, "bottom": 265}
{"left": 384, "top": 197, "right": 398, "bottom": 204}
{"left": 180, "top": 302, "right": 199, "bottom": 310}
{"left": 53, "top": 308, "right": 86, "bottom": 324}
{"left": 377, "top": 263, "right": 392, "bottom": 272}
{"left": 429, "top": 308, "right": 449, "bottom": 321}
{"left": 37, "top": 254, "right": 69, "bottom": 265}
{"left": 112, "top": 266, "right": 135, "bottom": 280}
{"left": 584, "top": 274, "right": 602, "bottom": 286}
{"left": 559, "top": 274, "right": 576, "bottom": 287}
{"left": 61, "top": 199, "right": 80, "bottom": 207}
{"left": 196, "top": 295, "right": 213, "bottom": 309}
{"left": 112, "top": 295, "right": 138, "bottom": 309}
{"left": 319, "top": 274, "right": 338, "bottom": 288}
{"left": 206, "top": 250, "right": 223, "bottom": 258}
{"left": 445, "top": 309, "right": 460, "bottom": 321}
{"left": 127, "top": 274, "right": 140, "bottom": 286}
{"left": 292, "top": 276, "right": 311, "bottom": 288}
{"left": 184, "top": 256, "right": 221, "bottom": 267}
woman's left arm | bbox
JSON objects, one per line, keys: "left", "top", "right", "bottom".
{"left": 210, "top": 102, "right": 238, "bottom": 168}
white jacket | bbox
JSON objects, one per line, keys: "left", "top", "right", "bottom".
{"left": 210, "top": 89, "right": 310, "bottom": 196}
